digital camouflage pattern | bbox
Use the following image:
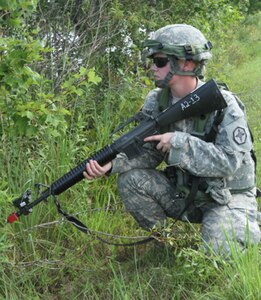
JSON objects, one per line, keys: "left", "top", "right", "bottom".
{"left": 145, "top": 24, "right": 212, "bottom": 62}
{"left": 111, "top": 80, "right": 260, "bottom": 254}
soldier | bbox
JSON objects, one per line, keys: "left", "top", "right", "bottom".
{"left": 83, "top": 24, "right": 260, "bottom": 255}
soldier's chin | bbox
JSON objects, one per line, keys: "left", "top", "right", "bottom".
{"left": 155, "top": 80, "right": 164, "bottom": 88}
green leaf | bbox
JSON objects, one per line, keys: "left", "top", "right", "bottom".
{"left": 79, "top": 66, "right": 88, "bottom": 75}
{"left": 87, "top": 68, "right": 102, "bottom": 85}
{"left": 25, "top": 110, "right": 34, "bottom": 120}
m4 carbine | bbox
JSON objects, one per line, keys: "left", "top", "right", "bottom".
{"left": 7, "top": 79, "right": 227, "bottom": 224}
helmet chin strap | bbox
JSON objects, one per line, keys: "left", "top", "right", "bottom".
{"left": 155, "top": 56, "right": 204, "bottom": 88}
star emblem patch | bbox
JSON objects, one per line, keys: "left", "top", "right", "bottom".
{"left": 233, "top": 127, "right": 247, "bottom": 145}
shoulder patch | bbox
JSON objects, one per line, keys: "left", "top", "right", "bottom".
{"left": 233, "top": 127, "right": 247, "bottom": 145}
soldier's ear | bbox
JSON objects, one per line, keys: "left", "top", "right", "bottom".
{"left": 183, "top": 60, "right": 197, "bottom": 71}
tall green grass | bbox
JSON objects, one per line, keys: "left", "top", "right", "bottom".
{"left": 1, "top": 13, "right": 261, "bottom": 300}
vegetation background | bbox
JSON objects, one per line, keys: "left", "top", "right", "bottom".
{"left": 0, "top": 0, "right": 260, "bottom": 299}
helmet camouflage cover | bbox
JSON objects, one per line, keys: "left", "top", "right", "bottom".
{"left": 144, "top": 24, "right": 212, "bottom": 62}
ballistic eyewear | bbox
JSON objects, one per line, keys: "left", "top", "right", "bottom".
{"left": 152, "top": 57, "right": 169, "bottom": 68}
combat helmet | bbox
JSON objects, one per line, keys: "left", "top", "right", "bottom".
{"left": 143, "top": 24, "right": 213, "bottom": 86}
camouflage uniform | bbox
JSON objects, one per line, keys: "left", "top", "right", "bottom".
{"left": 111, "top": 25, "right": 260, "bottom": 254}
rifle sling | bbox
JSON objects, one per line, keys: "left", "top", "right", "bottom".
{"left": 52, "top": 175, "right": 200, "bottom": 246}
{"left": 53, "top": 195, "right": 154, "bottom": 246}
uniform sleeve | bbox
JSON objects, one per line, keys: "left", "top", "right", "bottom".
{"left": 167, "top": 91, "right": 253, "bottom": 178}
{"left": 111, "top": 88, "right": 164, "bottom": 174}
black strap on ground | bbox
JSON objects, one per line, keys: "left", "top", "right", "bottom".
{"left": 53, "top": 195, "right": 154, "bottom": 246}
{"left": 52, "top": 175, "right": 200, "bottom": 247}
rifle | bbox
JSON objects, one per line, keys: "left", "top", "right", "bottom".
{"left": 7, "top": 79, "right": 227, "bottom": 224}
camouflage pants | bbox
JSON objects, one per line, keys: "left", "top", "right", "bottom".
{"left": 118, "top": 169, "right": 260, "bottom": 254}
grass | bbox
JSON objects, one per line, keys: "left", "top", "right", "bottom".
{"left": 0, "top": 13, "right": 261, "bottom": 300}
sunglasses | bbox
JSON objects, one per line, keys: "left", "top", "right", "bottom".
{"left": 152, "top": 57, "right": 169, "bottom": 68}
